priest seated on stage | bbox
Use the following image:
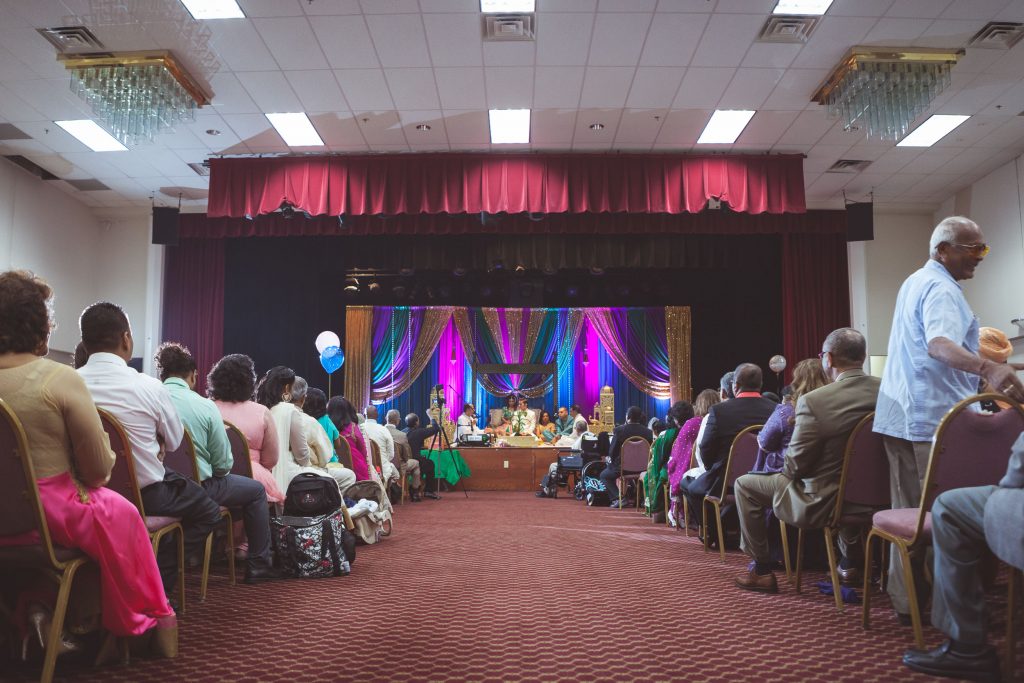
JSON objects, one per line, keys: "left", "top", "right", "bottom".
{"left": 455, "top": 403, "right": 485, "bottom": 441}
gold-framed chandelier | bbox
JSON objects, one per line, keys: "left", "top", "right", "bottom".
{"left": 812, "top": 46, "right": 965, "bottom": 141}
{"left": 58, "top": 50, "right": 211, "bottom": 147}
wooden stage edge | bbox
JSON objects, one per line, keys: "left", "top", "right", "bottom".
{"left": 452, "top": 446, "right": 562, "bottom": 491}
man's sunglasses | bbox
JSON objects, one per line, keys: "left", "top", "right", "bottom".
{"left": 951, "top": 242, "right": 990, "bottom": 257}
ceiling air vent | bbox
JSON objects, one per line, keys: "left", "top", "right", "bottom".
{"left": 826, "top": 159, "right": 872, "bottom": 174}
{"left": 483, "top": 14, "right": 536, "bottom": 41}
{"left": 757, "top": 15, "right": 820, "bottom": 44}
{"left": 969, "top": 22, "right": 1024, "bottom": 49}
{"left": 0, "top": 123, "right": 31, "bottom": 141}
{"left": 65, "top": 179, "right": 110, "bottom": 191}
{"left": 188, "top": 161, "right": 210, "bottom": 176}
{"left": 37, "top": 26, "right": 105, "bottom": 53}
{"left": 2, "top": 155, "right": 58, "bottom": 180}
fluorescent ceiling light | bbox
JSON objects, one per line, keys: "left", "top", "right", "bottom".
{"left": 266, "top": 113, "right": 324, "bottom": 147}
{"left": 772, "top": 0, "right": 834, "bottom": 14}
{"left": 179, "top": 0, "right": 245, "bottom": 19}
{"left": 481, "top": 0, "right": 535, "bottom": 12}
{"left": 55, "top": 119, "right": 127, "bottom": 152}
{"left": 489, "top": 109, "right": 530, "bottom": 144}
{"left": 896, "top": 114, "right": 970, "bottom": 147}
{"left": 696, "top": 110, "right": 756, "bottom": 144}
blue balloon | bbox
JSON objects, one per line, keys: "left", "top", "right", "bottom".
{"left": 319, "top": 345, "right": 344, "bottom": 374}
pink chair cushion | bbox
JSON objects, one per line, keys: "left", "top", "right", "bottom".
{"left": 145, "top": 516, "right": 182, "bottom": 532}
{"left": 872, "top": 508, "right": 932, "bottom": 542}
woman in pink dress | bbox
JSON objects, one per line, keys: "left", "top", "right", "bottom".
{"left": 207, "top": 354, "right": 285, "bottom": 503}
{"left": 326, "top": 396, "right": 373, "bottom": 481}
{"left": 0, "top": 270, "right": 175, "bottom": 657}
{"left": 666, "top": 389, "right": 721, "bottom": 526}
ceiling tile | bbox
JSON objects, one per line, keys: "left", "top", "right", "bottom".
{"left": 626, "top": 67, "right": 684, "bottom": 108}
{"left": 860, "top": 16, "right": 928, "bottom": 44}
{"left": 776, "top": 109, "right": 833, "bottom": 145}
{"left": 236, "top": 71, "right": 303, "bottom": 112}
{"left": 534, "top": 66, "right": 585, "bottom": 108}
{"left": 5, "top": 78, "right": 92, "bottom": 121}
{"left": 419, "top": 0, "right": 478, "bottom": 10}
{"left": 443, "top": 110, "right": 491, "bottom": 144}
{"left": 252, "top": 17, "right": 329, "bottom": 70}
{"left": 740, "top": 43, "right": 803, "bottom": 70}
{"left": 0, "top": 84, "right": 44, "bottom": 122}
{"left": 790, "top": 17, "right": 877, "bottom": 69}
{"left": 334, "top": 69, "right": 395, "bottom": 110}
{"left": 913, "top": 19, "right": 985, "bottom": 48}
{"left": 365, "top": 13, "right": 432, "bottom": 68}
{"left": 436, "top": 68, "right": 487, "bottom": 109}
{"left": 484, "top": 66, "right": 535, "bottom": 109}
{"left": 399, "top": 109, "right": 449, "bottom": 144}
{"left": 867, "top": 147, "right": 924, "bottom": 174}
{"left": 828, "top": 0, "right": 895, "bottom": 16}
{"left": 222, "top": 113, "right": 284, "bottom": 151}
{"left": 483, "top": 41, "right": 536, "bottom": 67}
{"left": 0, "top": 46, "right": 35, "bottom": 82}
{"left": 588, "top": 12, "right": 653, "bottom": 66}
{"left": 238, "top": 1, "right": 304, "bottom": 17}
{"left": 655, "top": 108, "right": 712, "bottom": 145}
{"left": 311, "top": 15, "right": 382, "bottom": 69}
{"left": 536, "top": 13, "right": 596, "bottom": 66}
{"left": 207, "top": 73, "right": 261, "bottom": 115}
{"left": 579, "top": 67, "right": 634, "bottom": 107}
{"left": 531, "top": 109, "right": 578, "bottom": 144}
{"left": 423, "top": 13, "right": 482, "bottom": 67}
{"left": 638, "top": 12, "right": 708, "bottom": 66}
{"left": 761, "top": 68, "right": 829, "bottom": 111}
{"left": 599, "top": 0, "right": 657, "bottom": 10}
{"left": 719, "top": 67, "right": 785, "bottom": 109}
{"left": 541, "top": 0, "right": 598, "bottom": 10}
{"left": 715, "top": 0, "right": 775, "bottom": 11}
{"left": 885, "top": 0, "right": 953, "bottom": 18}
{"left": 613, "top": 109, "right": 665, "bottom": 145}
{"left": 573, "top": 108, "right": 621, "bottom": 144}
{"left": 937, "top": 73, "right": 1016, "bottom": 115}
{"left": 360, "top": 0, "right": 420, "bottom": 12}
{"left": 354, "top": 111, "right": 407, "bottom": 145}
{"left": 689, "top": 13, "right": 765, "bottom": 67}
{"left": 206, "top": 20, "right": 278, "bottom": 72}
{"left": 301, "top": 0, "right": 362, "bottom": 14}
{"left": 287, "top": 71, "right": 350, "bottom": 112}
{"left": 735, "top": 110, "right": 799, "bottom": 145}
{"left": 384, "top": 68, "right": 441, "bottom": 109}
{"left": 655, "top": 0, "right": 720, "bottom": 10}
{"left": 671, "top": 66, "right": 734, "bottom": 108}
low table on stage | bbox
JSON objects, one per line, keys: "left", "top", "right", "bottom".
{"left": 420, "top": 446, "right": 561, "bottom": 491}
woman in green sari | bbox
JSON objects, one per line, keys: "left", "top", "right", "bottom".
{"left": 644, "top": 401, "right": 694, "bottom": 522}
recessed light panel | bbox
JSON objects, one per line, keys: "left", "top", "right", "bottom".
{"left": 179, "top": 0, "right": 245, "bottom": 20}
{"left": 265, "top": 113, "right": 324, "bottom": 147}
{"left": 696, "top": 110, "right": 756, "bottom": 144}
{"left": 896, "top": 114, "right": 970, "bottom": 147}
{"left": 772, "top": 0, "right": 834, "bottom": 15}
{"left": 481, "top": 0, "right": 535, "bottom": 12}
{"left": 489, "top": 109, "right": 531, "bottom": 144}
{"left": 55, "top": 119, "right": 127, "bottom": 152}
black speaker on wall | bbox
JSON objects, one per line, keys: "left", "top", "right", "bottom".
{"left": 152, "top": 206, "right": 180, "bottom": 246}
{"left": 846, "top": 202, "right": 874, "bottom": 242}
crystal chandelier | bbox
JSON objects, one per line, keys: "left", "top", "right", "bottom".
{"left": 812, "top": 47, "right": 964, "bottom": 141}
{"left": 59, "top": 51, "right": 211, "bottom": 147}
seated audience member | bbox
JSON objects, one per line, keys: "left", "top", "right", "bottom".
{"left": 600, "top": 406, "right": 654, "bottom": 509}
{"left": 762, "top": 391, "right": 781, "bottom": 403}
{"left": 720, "top": 371, "right": 736, "bottom": 401}
{"left": 77, "top": 301, "right": 221, "bottom": 599}
{"left": 256, "top": 366, "right": 340, "bottom": 497}
{"left": 553, "top": 406, "right": 573, "bottom": 439}
{"left": 325, "top": 396, "right": 374, "bottom": 482}
{"left": 292, "top": 379, "right": 356, "bottom": 491}
{"left": 733, "top": 328, "right": 880, "bottom": 593}
{"left": 536, "top": 410, "right": 557, "bottom": 443}
{"left": 678, "top": 372, "right": 735, "bottom": 485}
{"left": 536, "top": 421, "right": 593, "bottom": 498}
{"left": 386, "top": 409, "right": 422, "bottom": 501}
{"left": 570, "top": 404, "right": 588, "bottom": 433}
{"left": 209, "top": 353, "right": 285, "bottom": 504}
{"left": 362, "top": 404, "right": 399, "bottom": 486}
{"left": 73, "top": 340, "right": 89, "bottom": 369}
{"left": 302, "top": 387, "right": 338, "bottom": 461}
{"left": 680, "top": 364, "right": 776, "bottom": 539}
{"left": 456, "top": 402, "right": 485, "bottom": 441}
{"left": 902, "top": 433, "right": 1024, "bottom": 680}
{"left": 405, "top": 413, "right": 441, "bottom": 499}
{"left": 666, "top": 389, "right": 720, "bottom": 527}
{"left": 978, "top": 326, "right": 1015, "bottom": 412}
{"left": 754, "top": 358, "right": 829, "bottom": 473}
{"left": 0, "top": 272, "right": 177, "bottom": 654}
{"left": 155, "top": 343, "right": 278, "bottom": 583}
{"left": 645, "top": 402, "right": 694, "bottom": 522}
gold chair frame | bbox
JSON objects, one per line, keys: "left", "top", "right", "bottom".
{"left": 703, "top": 424, "right": 762, "bottom": 562}
{"left": 861, "top": 394, "right": 1024, "bottom": 648}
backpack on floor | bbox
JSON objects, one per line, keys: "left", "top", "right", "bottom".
{"left": 580, "top": 460, "right": 609, "bottom": 506}
{"left": 271, "top": 509, "right": 351, "bottom": 578}
{"left": 284, "top": 472, "right": 342, "bottom": 517}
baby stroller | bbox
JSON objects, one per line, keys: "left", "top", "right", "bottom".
{"left": 576, "top": 459, "right": 611, "bottom": 506}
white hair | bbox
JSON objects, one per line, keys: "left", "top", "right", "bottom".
{"left": 929, "top": 216, "right": 978, "bottom": 258}
{"left": 386, "top": 409, "right": 401, "bottom": 425}
{"left": 291, "top": 376, "right": 308, "bottom": 402}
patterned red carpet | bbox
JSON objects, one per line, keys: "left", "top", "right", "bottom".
{"left": 4, "top": 491, "right": 1014, "bottom": 682}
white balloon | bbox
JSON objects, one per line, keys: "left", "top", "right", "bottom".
{"left": 768, "top": 354, "right": 787, "bottom": 374}
{"left": 315, "top": 331, "right": 341, "bottom": 354}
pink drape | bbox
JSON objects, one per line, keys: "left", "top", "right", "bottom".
{"left": 207, "top": 154, "right": 806, "bottom": 218}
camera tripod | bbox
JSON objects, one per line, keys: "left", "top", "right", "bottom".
{"left": 426, "top": 385, "right": 469, "bottom": 499}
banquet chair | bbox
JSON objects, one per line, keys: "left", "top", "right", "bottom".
{"left": 163, "top": 431, "right": 236, "bottom": 601}
{"left": 335, "top": 435, "right": 354, "bottom": 471}
{"left": 703, "top": 425, "right": 762, "bottom": 561}
{"left": 395, "top": 441, "right": 412, "bottom": 504}
{"left": 778, "top": 412, "right": 888, "bottom": 610}
{"left": 619, "top": 437, "right": 651, "bottom": 510}
{"left": 98, "top": 409, "right": 186, "bottom": 614}
{"left": 862, "top": 394, "right": 1024, "bottom": 648}
{"left": 369, "top": 439, "right": 383, "bottom": 479}
{"left": 224, "top": 421, "right": 253, "bottom": 479}
{"left": 0, "top": 399, "right": 94, "bottom": 683}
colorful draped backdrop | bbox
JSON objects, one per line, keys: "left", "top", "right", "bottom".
{"left": 344, "top": 306, "right": 691, "bottom": 424}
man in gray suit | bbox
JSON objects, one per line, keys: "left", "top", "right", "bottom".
{"left": 733, "top": 327, "right": 881, "bottom": 593}
{"left": 903, "top": 431, "right": 1024, "bottom": 681}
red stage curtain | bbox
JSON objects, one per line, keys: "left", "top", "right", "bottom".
{"left": 180, "top": 209, "right": 842, "bottom": 239}
{"left": 162, "top": 238, "right": 225, "bottom": 395}
{"left": 781, "top": 232, "right": 851, "bottom": 382}
{"left": 207, "top": 154, "right": 806, "bottom": 218}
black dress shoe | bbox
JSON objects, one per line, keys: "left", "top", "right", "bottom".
{"left": 245, "top": 565, "right": 283, "bottom": 584}
{"left": 903, "top": 640, "right": 1000, "bottom": 682}
{"left": 836, "top": 564, "right": 861, "bottom": 586}
{"left": 424, "top": 491, "right": 441, "bottom": 500}
{"left": 410, "top": 493, "right": 422, "bottom": 502}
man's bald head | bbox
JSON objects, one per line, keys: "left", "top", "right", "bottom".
{"left": 733, "top": 363, "right": 763, "bottom": 393}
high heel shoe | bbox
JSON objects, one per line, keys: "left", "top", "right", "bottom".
{"left": 21, "top": 603, "right": 83, "bottom": 662}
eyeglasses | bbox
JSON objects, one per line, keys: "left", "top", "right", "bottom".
{"left": 951, "top": 242, "right": 990, "bottom": 257}
{"left": 818, "top": 351, "right": 828, "bottom": 359}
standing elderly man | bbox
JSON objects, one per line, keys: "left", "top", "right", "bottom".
{"left": 874, "top": 215, "right": 1024, "bottom": 621}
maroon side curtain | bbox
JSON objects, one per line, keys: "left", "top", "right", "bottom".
{"left": 781, "top": 233, "right": 851, "bottom": 382}
{"left": 207, "top": 154, "right": 806, "bottom": 218}
{"left": 162, "top": 239, "right": 225, "bottom": 395}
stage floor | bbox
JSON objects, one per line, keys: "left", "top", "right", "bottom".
{"left": 450, "top": 447, "right": 561, "bottom": 491}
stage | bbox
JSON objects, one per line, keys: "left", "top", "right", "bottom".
{"left": 423, "top": 447, "right": 561, "bottom": 492}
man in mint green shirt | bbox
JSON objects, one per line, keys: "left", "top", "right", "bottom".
{"left": 156, "top": 343, "right": 279, "bottom": 583}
